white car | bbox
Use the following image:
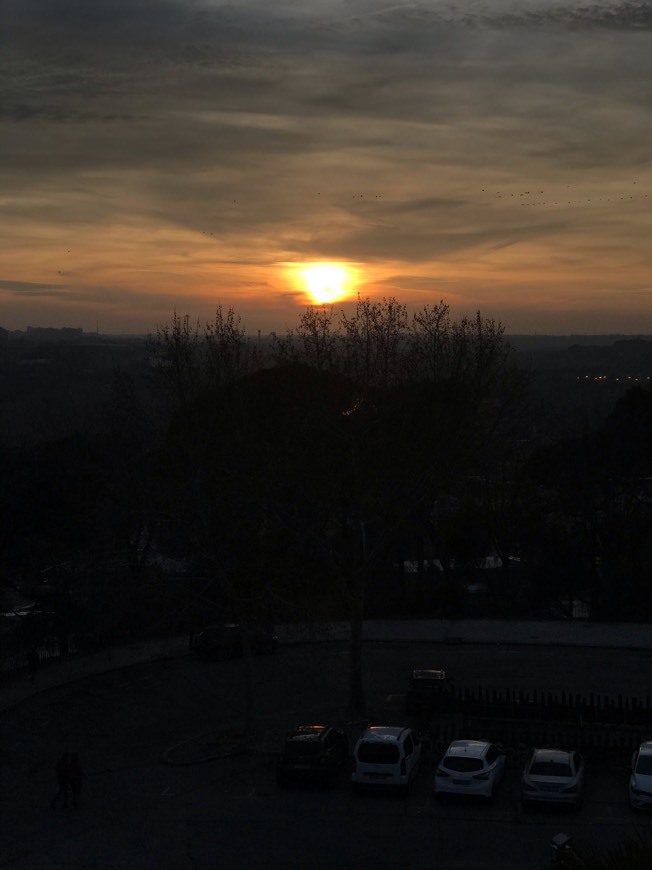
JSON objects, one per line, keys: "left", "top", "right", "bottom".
{"left": 521, "top": 748, "right": 585, "bottom": 809}
{"left": 434, "top": 740, "right": 506, "bottom": 800}
{"left": 629, "top": 741, "right": 652, "bottom": 809}
{"left": 352, "top": 726, "right": 422, "bottom": 792}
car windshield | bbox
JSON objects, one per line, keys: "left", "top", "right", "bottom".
{"left": 442, "top": 756, "right": 484, "bottom": 773}
{"left": 284, "top": 741, "right": 321, "bottom": 758}
{"left": 636, "top": 755, "right": 652, "bottom": 775}
{"left": 358, "top": 742, "right": 400, "bottom": 764}
{"left": 530, "top": 760, "right": 572, "bottom": 778}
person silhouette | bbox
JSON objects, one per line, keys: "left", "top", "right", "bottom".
{"left": 51, "top": 752, "right": 72, "bottom": 808}
{"left": 26, "top": 649, "right": 39, "bottom": 685}
{"left": 68, "top": 754, "right": 83, "bottom": 807}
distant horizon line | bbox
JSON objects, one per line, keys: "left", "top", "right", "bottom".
{"left": 4, "top": 326, "right": 652, "bottom": 341}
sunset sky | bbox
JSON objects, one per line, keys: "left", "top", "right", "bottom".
{"left": 3, "top": 0, "right": 652, "bottom": 335}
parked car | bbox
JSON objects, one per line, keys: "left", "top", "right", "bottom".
{"left": 521, "top": 748, "right": 585, "bottom": 809}
{"left": 434, "top": 739, "right": 506, "bottom": 800}
{"left": 191, "top": 623, "right": 278, "bottom": 660}
{"left": 629, "top": 741, "right": 652, "bottom": 809}
{"left": 276, "top": 725, "right": 348, "bottom": 786}
{"left": 405, "top": 668, "right": 449, "bottom": 714}
{"left": 352, "top": 725, "right": 422, "bottom": 792}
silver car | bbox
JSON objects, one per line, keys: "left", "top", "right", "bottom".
{"left": 434, "top": 740, "right": 506, "bottom": 800}
{"left": 521, "top": 748, "right": 585, "bottom": 809}
{"left": 629, "top": 741, "right": 652, "bottom": 809}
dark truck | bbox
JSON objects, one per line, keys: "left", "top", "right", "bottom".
{"left": 276, "top": 724, "right": 349, "bottom": 786}
{"left": 405, "top": 668, "right": 450, "bottom": 715}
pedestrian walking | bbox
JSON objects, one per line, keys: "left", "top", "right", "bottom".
{"left": 68, "top": 753, "right": 83, "bottom": 807}
{"left": 26, "top": 648, "right": 40, "bottom": 685}
{"left": 51, "top": 752, "right": 72, "bottom": 809}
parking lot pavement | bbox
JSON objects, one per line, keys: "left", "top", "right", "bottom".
{"left": 4, "top": 618, "right": 652, "bottom": 717}
{"left": 0, "top": 636, "right": 190, "bottom": 714}
{"left": 2, "top": 637, "right": 652, "bottom": 869}
{"left": 178, "top": 758, "right": 638, "bottom": 870}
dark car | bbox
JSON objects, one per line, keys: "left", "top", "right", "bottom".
{"left": 405, "top": 668, "right": 449, "bottom": 714}
{"left": 191, "top": 623, "right": 278, "bottom": 660}
{"left": 276, "top": 725, "right": 349, "bottom": 786}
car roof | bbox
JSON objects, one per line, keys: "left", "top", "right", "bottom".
{"left": 445, "top": 740, "right": 491, "bottom": 758}
{"left": 200, "top": 623, "right": 269, "bottom": 634}
{"left": 532, "top": 748, "right": 573, "bottom": 763}
{"left": 287, "top": 725, "right": 329, "bottom": 741}
{"left": 412, "top": 668, "right": 446, "bottom": 680}
{"left": 361, "top": 726, "right": 410, "bottom": 742}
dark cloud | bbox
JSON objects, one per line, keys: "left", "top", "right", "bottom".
{"left": 481, "top": 1, "right": 652, "bottom": 30}
{"left": 298, "top": 212, "right": 574, "bottom": 263}
{"left": 0, "top": 280, "right": 67, "bottom": 296}
{"left": 0, "top": 277, "right": 192, "bottom": 309}
{"left": 0, "top": 104, "right": 144, "bottom": 122}
{"left": 2, "top": 0, "right": 652, "bottom": 332}
{"left": 332, "top": 1, "right": 652, "bottom": 32}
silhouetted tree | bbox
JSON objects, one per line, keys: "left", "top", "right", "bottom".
{"left": 155, "top": 360, "right": 354, "bottom": 732}
{"left": 151, "top": 297, "right": 525, "bottom": 718}
{"left": 147, "top": 306, "right": 256, "bottom": 409}
{"left": 527, "top": 383, "right": 652, "bottom": 618}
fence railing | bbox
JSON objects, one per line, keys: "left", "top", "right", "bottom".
{"left": 433, "top": 684, "right": 652, "bottom": 728}
{"left": 425, "top": 712, "right": 648, "bottom": 762}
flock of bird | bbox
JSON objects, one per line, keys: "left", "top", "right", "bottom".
{"left": 194, "top": 183, "right": 648, "bottom": 217}
{"left": 481, "top": 182, "right": 647, "bottom": 207}
{"left": 54, "top": 181, "right": 644, "bottom": 272}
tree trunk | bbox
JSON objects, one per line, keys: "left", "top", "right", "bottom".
{"left": 241, "top": 625, "right": 256, "bottom": 738}
{"left": 348, "top": 570, "right": 366, "bottom": 717}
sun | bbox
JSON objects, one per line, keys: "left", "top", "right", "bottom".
{"left": 297, "top": 262, "right": 355, "bottom": 305}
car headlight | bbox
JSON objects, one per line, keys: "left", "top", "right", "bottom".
{"left": 561, "top": 783, "right": 577, "bottom": 793}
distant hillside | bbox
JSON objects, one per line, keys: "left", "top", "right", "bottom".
{"left": 508, "top": 334, "right": 652, "bottom": 352}
{"left": 511, "top": 336, "right": 652, "bottom": 375}
{"left": 2, "top": 330, "right": 652, "bottom": 446}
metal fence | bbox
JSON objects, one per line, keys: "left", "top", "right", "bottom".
{"left": 435, "top": 684, "right": 652, "bottom": 728}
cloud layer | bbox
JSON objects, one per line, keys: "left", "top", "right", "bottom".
{"left": 2, "top": 0, "right": 651, "bottom": 333}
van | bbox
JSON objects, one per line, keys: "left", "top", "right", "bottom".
{"left": 405, "top": 668, "right": 449, "bottom": 714}
{"left": 352, "top": 726, "right": 422, "bottom": 792}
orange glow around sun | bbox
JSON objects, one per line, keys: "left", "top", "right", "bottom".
{"left": 294, "top": 262, "right": 356, "bottom": 305}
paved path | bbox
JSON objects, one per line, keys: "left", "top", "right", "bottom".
{"left": 3, "top": 619, "right": 652, "bottom": 714}
{"left": 0, "top": 636, "right": 190, "bottom": 713}
{"left": 278, "top": 618, "right": 652, "bottom": 649}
